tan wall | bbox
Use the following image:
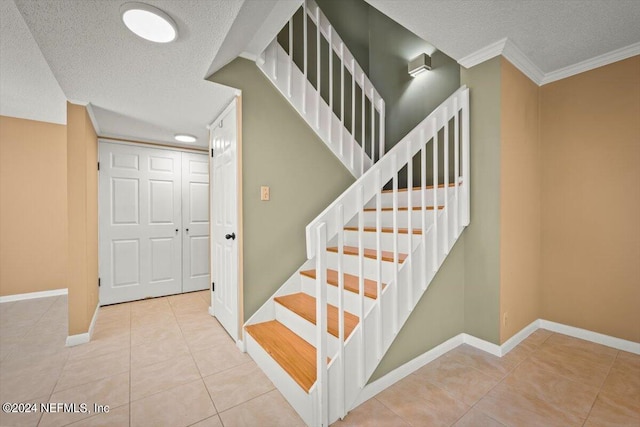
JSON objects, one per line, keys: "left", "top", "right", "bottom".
{"left": 67, "top": 103, "right": 99, "bottom": 335}
{"left": 540, "top": 56, "right": 640, "bottom": 342}
{"left": 0, "top": 116, "right": 68, "bottom": 296}
{"left": 499, "top": 58, "right": 542, "bottom": 343}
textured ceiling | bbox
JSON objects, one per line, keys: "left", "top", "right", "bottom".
{"left": 364, "top": 0, "right": 640, "bottom": 74}
{"left": 0, "top": 0, "right": 66, "bottom": 124}
{"left": 13, "top": 0, "right": 245, "bottom": 147}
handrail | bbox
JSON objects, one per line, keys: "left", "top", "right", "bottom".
{"left": 306, "top": 86, "right": 470, "bottom": 258}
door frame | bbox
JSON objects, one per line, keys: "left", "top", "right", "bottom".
{"left": 97, "top": 138, "right": 209, "bottom": 306}
{"left": 208, "top": 94, "right": 244, "bottom": 348}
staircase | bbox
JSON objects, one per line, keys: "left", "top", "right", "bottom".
{"left": 244, "top": 2, "right": 470, "bottom": 426}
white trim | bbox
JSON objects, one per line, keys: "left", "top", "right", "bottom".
{"left": 352, "top": 319, "right": 639, "bottom": 410}
{"left": 65, "top": 303, "right": 99, "bottom": 347}
{"left": 207, "top": 97, "right": 237, "bottom": 129}
{"left": 539, "top": 319, "right": 640, "bottom": 355}
{"left": 351, "top": 334, "right": 464, "bottom": 409}
{"left": 236, "top": 339, "right": 246, "bottom": 353}
{"left": 502, "top": 40, "right": 545, "bottom": 85}
{"left": 0, "top": 288, "right": 67, "bottom": 303}
{"left": 97, "top": 137, "right": 207, "bottom": 154}
{"left": 239, "top": 51, "right": 258, "bottom": 62}
{"left": 541, "top": 41, "right": 640, "bottom": 85}
{"left": 459, "top": 39, "right": 640, "bottom": 87}
{"left": 208, "top": 306, "right": 215, "bottom": 316}
{"left": 458, "top": 38, "right": 507, "bottom": 69}
{"left": 499, "top": 319, "right": 540, "bottom": 355}
{"left": 85, "top": 103, "right": 101, "bottom": 135}
{"left": 462, "top": 333, "right": 502, "bottom": 357}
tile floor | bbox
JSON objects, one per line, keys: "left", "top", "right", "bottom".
{"left": 0, "top": 294, "right": 638, "bottom": 427}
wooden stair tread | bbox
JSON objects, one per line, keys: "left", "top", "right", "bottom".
{"left": 382, "top": 181, "right": 460, "bottom": 194}
{"left": 300, "top": 269, "right": 385, "bottom": 299}
{"left": 326, "top": 245, "right": 407, "bottom": 263}
{"left": 275, "top": 293, "right": 359, "bottom": 339}
{"left": 363, "top": 206, "right": 444, "bottom": 212}
{"left": 245, "top": 320, "right": 320, "bottom": 393}
{"left": 344, "top": 226, "right": 423, "bottom": 235}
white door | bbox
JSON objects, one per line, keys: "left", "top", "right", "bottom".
{"left": 99, "top": 142, "right": 182, "bottom": 305}
{"left": 182, "top": 152, "right": 210, "bottom": 292}
{"left": 211, "top": 99, "right": 239, "bottom": 340}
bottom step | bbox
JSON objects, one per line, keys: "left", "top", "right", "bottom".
{"left": 245, "top": 320, "right": 320, "bottom": 393}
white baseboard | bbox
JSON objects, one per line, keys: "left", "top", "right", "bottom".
{"left": 66, "top": 303, "right": 99, "bottom": 347}
{"left": 539, "top": 319, "right": 640, "bottom": 355}
{"left": 0, "top": 288, "right": 68, "bottom": 303}
{"left": 352, "top": 334, "right": 464, "bottom": 409}
{"left": 236, "top": 339, "right": 246, "bottom": 353}
{"left": 351, "top": 318, "right": 639, "bottom": 410}
{"left": 208, "top": 306, "right": 214, "bottom": 316}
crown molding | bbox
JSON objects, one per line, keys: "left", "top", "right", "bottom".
{"left": 458, "top": 38, "right": 507, "bottom": 69}
{"left": 459, "top": 38, "right": 640, "bottom": 87}
{"left": 541, "top": 41, "right": 640, "bottom": 85}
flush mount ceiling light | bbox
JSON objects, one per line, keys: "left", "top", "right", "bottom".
{"left": 174, "top": 134, "right": 197, "bottom": 143}
{"left": 121, "top": 2, "right": 178, "bottom": 43}
{"left": 408, "top": 53, "right": 432, "bottom": 77}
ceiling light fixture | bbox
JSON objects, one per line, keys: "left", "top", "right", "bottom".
{"left": 120, "top": 3, "right": 178, "bottom": 43}
{"left": 175, "top": 134, "right": 197, "bottom": 143}
{"left": 408, "top": 53, "right": 432, "bottom": 77}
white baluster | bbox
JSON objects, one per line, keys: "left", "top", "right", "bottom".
{"left": 316, "top": 6, "right": 320, "bottom": 129}
{"left": 328, "top": 26, "right": 333, "bottom": 145}
{"left": 371, "top": 89, "right": 375, "bottom": 164}
{"left": 443, "top": 107, "right": 449, "bottom": 253}
{"left": 454, "top": 97, "right": 459, "bottom": 236}
{"left": 392, "top": 154, "right": 399, "bottom": 333}
{"left": 340, "top": 43, "right": 345, "bottom": 157}
{"left": 315, "top": 222, "right": 328, "bottom": 427}
{"left": 375, "top": 170, "right": 383, "bottom": 358}
{"left": 360, "top": 73, "right": 365, "bottom": 176}
{"left": 406, "top": 143, "right": 413, "bottom": 310}
{"left": 462, "top": 90, "right": 470, "bottom": 226}
{"left": 380, "top": 101, "right": 386, "bottom": 159}
{"left": 420, "top": 129, "right": 427, "bottom": 291}
{"left": 303, "top": 1, "right": 308, "bottom": 114}
{"left": 288, "top": 17, "right": 293, "bottom": 98}
{"left": 351, "top": 58, "right": 355, "bottom": 170}
{"left": 336, "top": 204, "right": 345, "bottom": 419}
{"left": 357, "top": 186, "right": 365, "bottom": 386}
{"left": 432, "top": 117, "right": 439, "bottom": 271}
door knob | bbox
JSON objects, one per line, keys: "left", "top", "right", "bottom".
{"left": 225, "top": 232, "right": 236, "bottom": 240}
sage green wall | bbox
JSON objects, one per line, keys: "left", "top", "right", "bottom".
{"left": 461, "top": 57, "right": 502, "bottom": 344}
{"left": 209, "top": 58, "right": 355, "bottom": 321}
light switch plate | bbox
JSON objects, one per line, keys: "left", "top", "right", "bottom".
{"left": 261, "top": 186, "right": 270, "bottom": 201}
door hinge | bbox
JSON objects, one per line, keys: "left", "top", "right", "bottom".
{"left": 97, "top": 161, "right": 100, "bottom": 171}
{"left": 211, "top": 282, "right": 215, "bottom": 292}
{"left": 210, "top": 148, "right": 214, "bottom": 157}
{"left": 98, "top": 278, "right": 101, "bottom": 287}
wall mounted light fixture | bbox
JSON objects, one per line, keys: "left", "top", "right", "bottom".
{"left": 408, "top": 53, "right": 432, "bottom": 77}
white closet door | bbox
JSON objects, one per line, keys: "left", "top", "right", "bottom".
{"left": 99, "top": 142, "right": 182, "bottom": 305}
{"left": 181, "top": 152, "right": 210, "bottom": 292}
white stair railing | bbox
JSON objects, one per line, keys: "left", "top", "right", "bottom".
{"left": 256, "top": 0, "right": 385, "bottom": 178}
{"left": 307, "top": 86, "right": 470, "bottom": 424}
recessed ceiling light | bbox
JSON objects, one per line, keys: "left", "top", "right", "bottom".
{"left": 175, "top": 134, "right": 197, "bottom": 143}
{"left": 120, "top": 3, "right": 178, "bottom": 43}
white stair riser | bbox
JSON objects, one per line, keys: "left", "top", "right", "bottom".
{"left": 325, "top": 252, "right": 397, "bottom": 284}
{"left": 342, "top": 229, "right": 420, "bottom": 251}
{"left": 358, "top": 209, "right": 438, "bottom": 228}
{"left": 368, "top": 186, "right": 459, "bottom": 208}
{"left": 245, "top": 332, "right": 316, "bottom": 426}
{"left": 300, "top": 275, "right": 376, "bottom": 315}
{"left": 274, "top": 302, "right": 340, "bottom": 355}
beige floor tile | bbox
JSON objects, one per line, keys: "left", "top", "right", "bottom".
{"left": 190, "top": 415, "right": 224, "bottom": 427}
{"left": 175, "top": 312, "right": 221, "bottom": 332}
{"left": 0, "top": 396, "right": 45, "bottom": 427}
{"left": 616, "top": 350, "right": 640, "bottom": 373}
{"left": 130, "top": 354, "right": 201, "bottom": 401}
{"left": 131, "top": 334, "right": 191, "bottom": 368}
{"left": 92, "top": 319, "right": 131, "bottom": 341}
{"left": 601, "top": 363, "right": 640, "bottom": 403}
{"left": 55, "top": 350, "right": 130, "bottom": 392}
{"left": 182, "top": 326, "right": 230, "bottom": 353}
{"left": 131, "top": 380, "right": 216, "bottom": 427}
{"left": 444, "top": 344, "right": 518, "bottom": 379}
{"left": 67, "top": 333, "right": 130, "bottom": 362}
{"left": 219, "top": 389, "right": 305, "bottom": 427}
{"left": 0, "top": 364, "right": 61, "bottom": 402}
{"left": 503, "top": 358, "right": 599, "bottom": 419}
{"left": 66, "top": 404, "right": 130, "bottom": 427}
{"left": 331, "top": 398, "right": 410, "bottom": 427}
{"left": 130, "top": 310, "right": 177, "bottom": 330}
{"left": 413, "top": 355, "right": 498, "bottom": 405}
{"left": 376, "top": 374, "right": 469, "bottom": 426}
{"left": 130, "top": 322, "right": 182, "bottom": 347}
{"left": 540, "top": 333, "right": 618, "bottom": 366}
{"left": 452, "top": 408, "right": 505, "bottom": 427}
{"left": 1, "top": 348, "right": 69, "bottom": 376}
{"left": 192, "top": 338, "right": 250, "bottom": 377}
{"left": 475, "top": 382, "right": 584, "bottom": 427}
{"left": 197, "top": 290, "right": 211, "bottom": 305}
{"left": 528, "top": 345, "right": 612, "bottom": 388}
{"left": 130, "top": 297, "right": 171, "bottom": 315}
{"left": 203, "top": 361, "right": 274, "bottom": 412}
{"left": 586, "top": 391, "right": 640, "bottom": 426}
{"left": 168, "top": 292, "right": 208, "bottom": 316}
{"left": 39, "top": 372, "right": 129, "bottom": 427}
{"left": 97, "top": 303, "right": 131, "bottom": 324}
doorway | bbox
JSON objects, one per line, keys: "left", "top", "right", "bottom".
{"left": 98, "top": 140, "right": 210, "bottom": 305}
